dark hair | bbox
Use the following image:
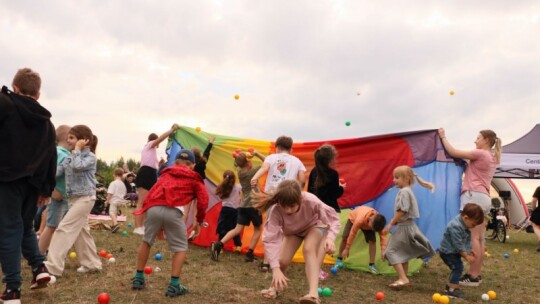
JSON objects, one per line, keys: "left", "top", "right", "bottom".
{"left": 461, "top": 203, "right": 484, "bottom": 225}
{"left": 12, "top": 68, "right": 41, "bottom": 97}
{"left": 192, "top": 147, "right": 207, "bottom": 164}
{"left": 275, "top": 136, "right": 293, "bottom": 151}
{"left": 69, "top": 125, "right": 98, "bottom": 153}
{"left": 252, "top": 180, "right": 302, "bottom": 212}
{"left": 148, "top": 133, "right": 158, "bottom": 142}
{"left": 215, "top": 170, "right": 236, "bottom": 199}
{"left": 313, "top": 144, "right": 337, "bottom": 190}
{"left": 372, "top": 214, "right": 387, "bottom": 232}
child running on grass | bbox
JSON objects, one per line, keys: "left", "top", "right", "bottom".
{"left": 439, "top": 203, "right": 484, "bottom": 299}
{"left": 131, "top": 149, "right": 208, "bottom": 297}
{"left": 254, "top": 180, "right": 340, "bottom": 304}
{"left": 336, "top": 206, "right": 387, "bottom": 274}
{"left": 215, "top": 170, "right": 242, "bottom": 250}
{"left": 382, "top": 165, "right": 435, "bottom": 289}
{"left": 211, "top": 150, "right": 266, "bottom": 262}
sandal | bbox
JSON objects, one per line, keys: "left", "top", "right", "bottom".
{"left": 388, "top": 280, "right": 411, "bottom": 290}
{"left": 261, "top": 287, "right": 279, "bottom": 299}
{"left": 299, "top": 295, "right": 321, "bottom": 304}
{"left": 258, "top": 262, "right": 270, "bottom": 272}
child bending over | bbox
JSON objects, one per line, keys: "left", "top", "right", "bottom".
{"left": 254, "top": 180, "right": 340, "bottom": 304}
{"left": 439, "top": 203, "right": 484, "bottom": 299}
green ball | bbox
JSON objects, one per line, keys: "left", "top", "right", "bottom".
{"left": 322, "top": 287, "right": 332, "bottom": 297}
{"left": 122, "top": 230, "right": 128, "bottom": 236}
{"left": 345, "top": 121, "right": 351, "bottom": 126}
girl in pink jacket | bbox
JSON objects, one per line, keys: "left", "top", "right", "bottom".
{"left": 253, "top": 180, "right": 340, "bottom": 304}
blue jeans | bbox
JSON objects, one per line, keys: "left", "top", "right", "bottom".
{"left": 440, "top": 252, "right": 464, "bottom": 284}
{"left": 0, "top": 179, "right": 45, "bottom": 289}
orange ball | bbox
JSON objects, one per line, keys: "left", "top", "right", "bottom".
{"left": 99, "top": 250, "right": 107, "bottom": 258}
{"left": 376, "top": 291, "right": 385, "bottom": 300}
{"left": 234, "top": 94, "right": 240, "bottom": 100}
{"left": 106, "top": 253, "right": 113, "bottom": 259}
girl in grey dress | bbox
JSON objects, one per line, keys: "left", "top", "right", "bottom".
{"left": 382, "top": 166, "right": 435, "bottom": 289}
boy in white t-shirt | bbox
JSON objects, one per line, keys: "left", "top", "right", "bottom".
{"left": 105, "top": 168, "right": 127, "bottom": 233}
{"left": 251, "top": 135, "right": 306, "bottom": 193}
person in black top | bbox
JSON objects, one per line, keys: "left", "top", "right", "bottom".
{"left": 192, "top": 136, "right": 215, "bottom": 179}
{"left": 530, "top": 186, "right": 540, "bottom": 252}
{"left": 307, "top": 144, "right": 345, "bottom": 213}
{"left": 0, "top": 68, "right": 56, "bottom": 301}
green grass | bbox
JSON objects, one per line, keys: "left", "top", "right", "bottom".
{"left": 16, "top": 215, "right": 540, "bottom": 304}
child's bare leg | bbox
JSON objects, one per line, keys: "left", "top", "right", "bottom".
{"left": 110, "top": 211, "right": 117, "bottom": 226}
{"left": 171, "top": 251, "right": 187, "bottom": 277}
{"left": 368, "top": 241, "right": 376, "bottom": 264}
{"left": 251, "top": 225, "right": 262, "bottom": 249}
{"left": 392, "top": 263, "right": 409, "bottom": 283}
{"left": 403, "top": 261, "right": 409, "bottom": 276}
{"left": 135, "top": 188, "right": 148, "bottom": 228}
{"left": 37, "top": 208, "right": 47, "bottom": 235}
{"left": 38, "top": 226, "right": 56, "bottom": 254}
{"left": 469, "top": 222, "right": 485, "bottom": 277}
{"left": 275, "top": 235, "right": 303, "bottom": 287}
{"left": 136, "top": 242, "right": 151, "bottom": 270}
{"left": 221, "top": 224, "right": 245, "bottom": 244}
{"left": 303, "top": 227, "right": 326, "bottom": 298}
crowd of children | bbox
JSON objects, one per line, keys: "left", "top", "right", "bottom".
{"left": 1, "top": 66, "right": 518, "bottom": 303}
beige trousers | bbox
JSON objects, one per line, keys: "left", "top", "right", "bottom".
{"left": 44, "top": 195, "right": 102, "bottom": 276}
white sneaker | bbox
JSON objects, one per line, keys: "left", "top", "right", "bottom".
{"left": 77, "top": 266, "right": 102, "bottom": 273}
{"left": 133, "top": 227, "right": 145, "bottom": 236}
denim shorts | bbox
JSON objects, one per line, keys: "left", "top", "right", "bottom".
{"left": 46, "top": 199, "right": 69, "bottom": 228}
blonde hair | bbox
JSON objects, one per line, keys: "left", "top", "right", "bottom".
{"left": 480, "top": 129, "right": 501, "bottom": 164}
{"left": 252, "top": 180, "right": 302, "bottom": 212}
{"left": 393, "top": 166, "right": 435, "bottom": 192}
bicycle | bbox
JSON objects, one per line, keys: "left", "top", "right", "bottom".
{"left": 486, "top": 207, "right": 507, "bottom": 243}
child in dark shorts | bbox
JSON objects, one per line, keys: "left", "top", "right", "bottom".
{"left": 210, "top": 150, "right": 265, "bottom": 263}
{"left": 337, "top": 206, "right": 387, "bottom": 274}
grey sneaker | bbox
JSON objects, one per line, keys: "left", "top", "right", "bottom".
{"left": 111, "top": 224, "right": 120, "bottom": 233}
{"left": 369, "top": 264, "right": 379, "bottom": 274}
{"left": 445, "top": 285, "right": 465, "bottom": 299}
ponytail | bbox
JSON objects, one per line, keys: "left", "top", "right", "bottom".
{"left": 414, "top": 173, "right": 435, "bottom": 192}
{"left": 493, "top": 137, "right": 502, "bottom": 164}
{"left": 215, "top": 170, "right": 236, "bottom": 199}
{"left": 480, "top": 129, "right": 501, "bottom": 164}
{"left": 394, "top": 165, "right": 435, "bottom": 192}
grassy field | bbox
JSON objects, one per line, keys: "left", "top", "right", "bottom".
{"left": 16, "top": 215, "right": 540, "bottom": 304}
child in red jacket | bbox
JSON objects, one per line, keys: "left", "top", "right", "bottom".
{"left": 131, "top": 149, "right": 208, "bottom": 297}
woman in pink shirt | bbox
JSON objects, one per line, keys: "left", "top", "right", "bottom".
{"left": 438, "top": 128, "right": 501, "bottom": 287}
{"left": 133, "top": 124, "right": 179, "bottom": 235}
{"left": 253, "top": 180, "right": 340, "bottom": 304}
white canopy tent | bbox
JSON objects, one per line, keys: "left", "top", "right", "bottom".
{"left": 495, "top": 124, "right": 540, "bottom": 179}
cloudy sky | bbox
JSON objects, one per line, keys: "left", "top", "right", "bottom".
{"left": 1, "top": 1, "right": 539, "bottom": 198}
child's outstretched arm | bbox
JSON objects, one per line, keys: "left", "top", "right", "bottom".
{"left": 316, "top": 200, "right": 340, "bottom": 254}
{"left": 202, "top": 137, "right": 215, "bottom": 160}
{"left": 150, "top": 123, "right": 180, "bottom": 148}
{"left": 253, "top": 151, "right": 266, "bottom": 161}
{"left": 342, "top": 220, "right": 362, "bottom": 258}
